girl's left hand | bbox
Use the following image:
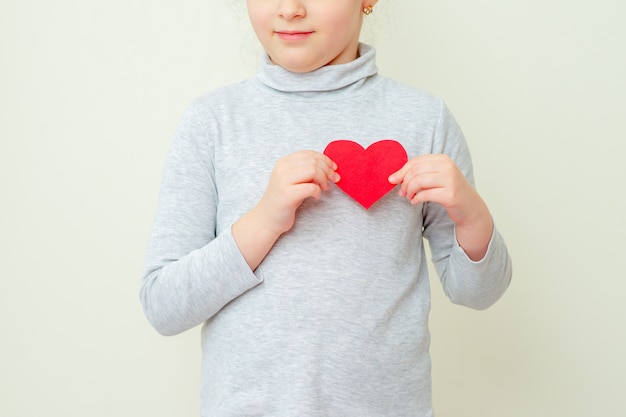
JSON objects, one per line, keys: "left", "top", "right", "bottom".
{"left": 388, "top": 154, "right": 480, "bottom": 224}
{"left": 388, "top": 154, "right": 493, "bottom": 260}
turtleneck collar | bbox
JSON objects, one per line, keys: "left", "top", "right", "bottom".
{"left": 255, "top": 43, "right": 378, "bottom": 95}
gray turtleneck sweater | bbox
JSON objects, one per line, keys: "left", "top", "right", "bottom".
{"left": 141, "top": 44, "right": 512, "bottom": 417}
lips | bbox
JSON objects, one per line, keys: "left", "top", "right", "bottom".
{"left": 275, "top": 31, "right": 313, "bottom": 41}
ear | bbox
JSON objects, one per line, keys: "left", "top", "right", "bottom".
{"left": 361, "top": 0, "right": 378, "bottom": 14}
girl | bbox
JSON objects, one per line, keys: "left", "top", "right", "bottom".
{"left": 141, "top": 0, "right": 512, "bottom": 415}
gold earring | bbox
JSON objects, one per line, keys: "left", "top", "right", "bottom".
{"left": 363, "top": 5, "right": 373, "bottom": 15}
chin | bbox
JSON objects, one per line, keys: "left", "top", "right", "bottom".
{"left": 275, "top": 59, "right": 321, "bottom": 73}
{"left": 284, "top": 64, "right": 323, "bottom": 73}
{"left": 269, "top": 53, "right": 325, "bottom": 73}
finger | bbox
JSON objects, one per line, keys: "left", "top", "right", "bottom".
{"left": 316, "top": 153, "right": 340, "bottom": 183}
{"left": 287, "top": 162, "right": 336, "bottom": 191}
{"left": 398, "top": 159, "right": 448, "bottom": 197}
{"left": 319, "top": 152, "right": 338, "bottom": 171}
{"left": 387, "top": 164, "right": 409, "bottom": 185}
{"left": 294, "top": 150, "right": 336, "bottom": 169}
{"left": 403, "top": 171, "right": 446, "bottom": 199}
{"left": 308, "top": 165, "right": 333, "bottom": 191}
{"left": 293, "top": 152, "right": 339, "bottom": 179}
{"left": 409, "top": 188, "right": 445, "bottom": 206}
{"left": 292, "top": 182, "right": 322, "bottom": 202}
{"left": 278, "top": 152, "right": 339, "bottom": 194}
{"left": 388, "top": 156, "right": 434, "bottom": 188}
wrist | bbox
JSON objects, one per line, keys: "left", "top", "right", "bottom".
{"left": 249, "top": 205, "right": 285, "bottom": 241}
{"left": 232, "top": 208, "right": 283, "bottom": 271}
{"left": 455, "top": 204, "right": 493, "bottom": 262}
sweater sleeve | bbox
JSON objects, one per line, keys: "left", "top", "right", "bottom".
{"left": 423, "top": 100, "right": 512, "bottom": 310}
{"left": 140, "top": 100, "right": 262, "bottom": 336}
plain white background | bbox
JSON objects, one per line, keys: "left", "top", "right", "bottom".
{"left": 1, "top": 0, "right": 625, "bottom": 416}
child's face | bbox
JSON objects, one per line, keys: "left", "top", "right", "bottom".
{"left": 247, "top": 0, "right": 371, "bottom": 73}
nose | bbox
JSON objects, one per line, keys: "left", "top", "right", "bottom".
{"left": 278, "top": 0, "right": 306, "bottom": 20}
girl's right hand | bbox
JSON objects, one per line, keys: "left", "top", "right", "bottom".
{"left": 256, "top": 150, "right": 340, "bottom": 235}
{"left": 232, "top": 150, "right": 339, "bottom": 271}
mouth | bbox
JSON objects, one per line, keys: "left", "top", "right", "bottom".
{"left": 275, "top": 31, "right": 314, "bottom": 41}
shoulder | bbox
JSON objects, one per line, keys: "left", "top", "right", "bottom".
{"left": 377, "top": 76, "right": 441, "bottom": 103}
{"left": 367, "top": 75, "right": 448, "bottom": 127}
{"left": 174, "top": 78, "right": 258, "bottom": 134}
{"left": 189, "top": 78, "right": 256, "bottom": 112}
{"left": 374, "top": 75, "right": 444, "bottom": 114}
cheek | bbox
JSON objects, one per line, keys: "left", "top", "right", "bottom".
{"left": 318, "top": 8, "right": 361, "bottom": 39}
{"left": 247, "top": 6, "right": 270, "bottom": 35}
{"left": 248, "top": 18, "right": 270, "bottom": 47}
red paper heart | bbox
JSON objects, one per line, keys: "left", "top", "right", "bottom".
{"left": 323, "top": 140, "right": 408, "bottom": 209}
